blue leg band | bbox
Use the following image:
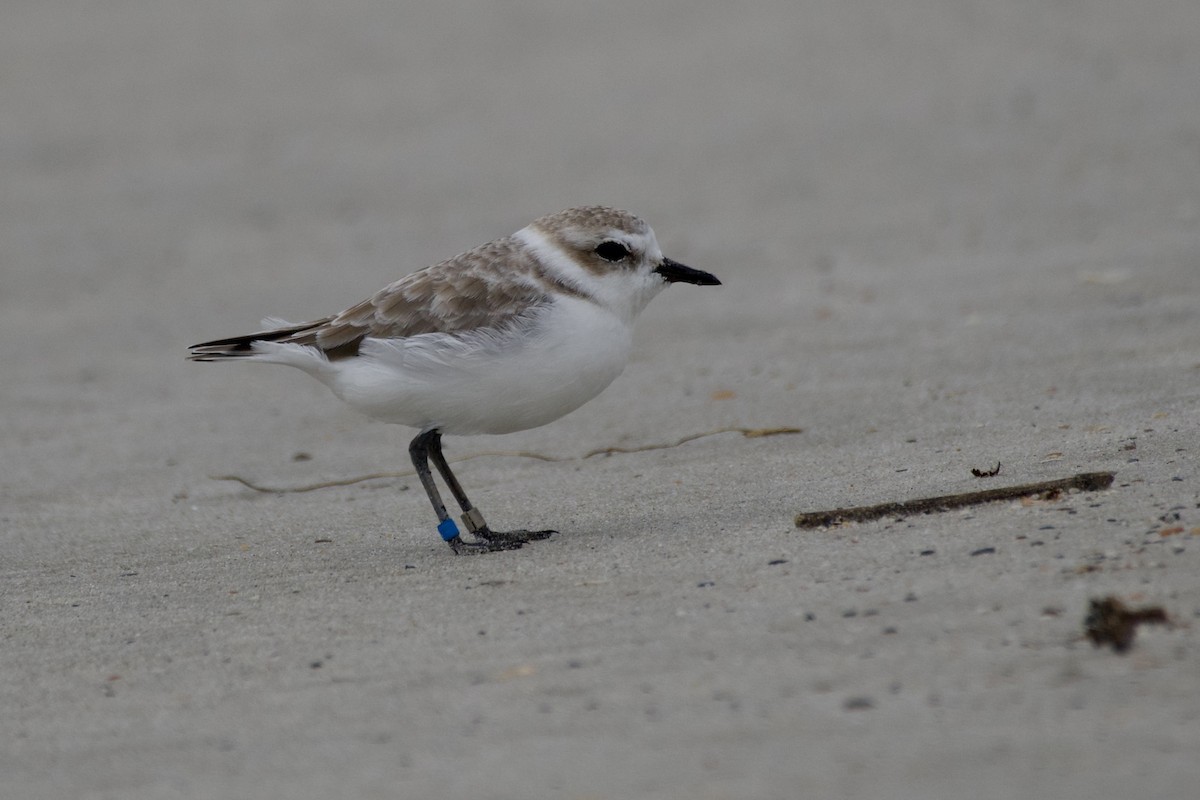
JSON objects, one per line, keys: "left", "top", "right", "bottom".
{"left": 437, "top": 518, "right": 460, "bottom": 542}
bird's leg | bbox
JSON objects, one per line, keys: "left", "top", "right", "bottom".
{"left": 424, "top": 431, "right": 555, "bottom": 547}
{"left": 408, "top": 429, "right": 510, "bottom": 554}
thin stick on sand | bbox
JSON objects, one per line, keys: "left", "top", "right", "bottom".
{"left": 794, "top": 471, "right": 1115, "bottom": 528}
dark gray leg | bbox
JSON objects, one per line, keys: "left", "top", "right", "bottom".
{"left": 408, "top": 429, "right": 470, "bottom": 553}
{"left": 408, "top": 429, "right": 553, "bottom": 553}
{"left": 423, "top": 431, "right": 555, "bottom": 547}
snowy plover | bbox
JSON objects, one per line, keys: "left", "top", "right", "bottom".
{"left": 189, "top": 206, "right": 720, "bottom": 553}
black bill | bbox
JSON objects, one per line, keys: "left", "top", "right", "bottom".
{"left": 655, "top": 257, "right": 721, "bottom": 286}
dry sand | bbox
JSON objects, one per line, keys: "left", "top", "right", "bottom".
{"left": 3, "top": 2, "right": 1198, "bottom": 798}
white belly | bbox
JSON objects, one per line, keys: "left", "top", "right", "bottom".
{"left": 323, "top": 298, "right": 633, "bottom": 435}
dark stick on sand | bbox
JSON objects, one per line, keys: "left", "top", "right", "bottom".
{"left": 794, "top": 471, "right": 1115, "bottom": 529}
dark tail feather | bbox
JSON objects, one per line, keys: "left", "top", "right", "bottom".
{"left": 187, "top": 320, "right": 329, "bottom": 362}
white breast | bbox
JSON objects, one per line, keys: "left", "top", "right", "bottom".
{"left": 322, "top": 296, "right": 633, "bottom": 435}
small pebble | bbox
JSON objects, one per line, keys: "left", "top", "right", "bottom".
{"left": 843, "top": 696, "right": 875, "bottom": 711}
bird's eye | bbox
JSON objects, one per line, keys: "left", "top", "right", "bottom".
{"left": 594, "top": 241, "right": 630, "bottom": 262}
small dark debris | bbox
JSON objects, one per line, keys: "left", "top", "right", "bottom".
{"left": 697, "top": 581, "right": 716, "bottom": 588}
{"left": 971, "top": 462, "right": 1002, "bottom": 478}
{"left": 310, "top": 661, "right": 323, "bottom": 669}
{"left": 804, "top": 612, "right": 816, "bottom": 621}
{"left": 842, "top": 609, "right": 858, "bottom": 618}
{"left": 292, "top": 452, "right": 312, "bottom": 462}
{"left": 919, "top": 549, "right": 936, "bottom": 556}
{"left": 767, "top": 559, "right": 789, "bottom": 566}
{"left": 1084, "top": 596, "right": 1169, "bottom": 653}
{"left": 314, "top": 538, "right": 333, "bottom": 544}
{"left": 843, "top": 696, "right": 875, "bottom": 711}
{"left": 904, "top": 592, "right": 918, "bottom": 602}
{"left": 970, "top": 547, "right": 996, "bottom": 556}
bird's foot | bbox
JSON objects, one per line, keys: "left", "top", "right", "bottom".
{"left": 475, "top": 528, "right": 556, "bottom": 546}
{"left": 444, "top": 528, "right": 555, "bottom": 555}
{"left": 440, "top": 510, "right": 555, "bottom": 554}
{"left": 445, "top": 535, "right": 526, "bottom": 555}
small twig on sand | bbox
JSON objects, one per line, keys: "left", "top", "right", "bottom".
{"left": 794, "top": 471, "right": 1115, "bottom": 528}
{"left": 210, "top": 473, "right": 411, "bottom": 494}
{"left": 212, "top": 425, "right": 803, "bottom": 494}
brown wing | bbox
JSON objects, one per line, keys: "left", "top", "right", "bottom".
{"left": 188, "top": 236, "right": 548, "bottom": 361}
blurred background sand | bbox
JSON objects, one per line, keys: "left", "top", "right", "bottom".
{"left": 3, "top": 2, "right": 1198, "bottom": 797}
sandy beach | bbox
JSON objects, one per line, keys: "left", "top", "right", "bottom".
{"left": 3, "top": 2, "right": 1198, "bottom": 797}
